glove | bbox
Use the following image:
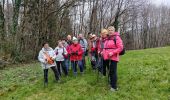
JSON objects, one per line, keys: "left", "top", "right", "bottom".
{"left": 56, "top": 52, "right": 58, "bottom": 55}
{"left": 75, "top": 51, "right": 78, "bottom": 55}
{"left": 71, "top": 52, "right": 75, "bottom": 55}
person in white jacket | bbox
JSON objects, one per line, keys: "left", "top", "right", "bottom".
{"left": 54, "top": 41, "right": 68, "bottom": 76}
{"left": 38, "top": 42, "right": 60, "bottom": 86}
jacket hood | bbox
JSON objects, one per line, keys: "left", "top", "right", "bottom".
{"left": 114, "top": 32, "right": 120, "bottom": 36}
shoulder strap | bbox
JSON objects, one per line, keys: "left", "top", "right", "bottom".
{"left": 113, "top": 35, "right": 117, "bottom": 46}
{"left": 43, "top": 52, "right": 50, "bottom": 58}
{"left": 100, "top": 40, "right": 104, "bottom": 49}
{"left": 79, "top": 39, "right": 85, "bottom": 44}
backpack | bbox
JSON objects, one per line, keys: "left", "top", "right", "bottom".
{"left": 62, "top": 47, "right": 68, "bottom": 59}
{"left": 113, "top": 35, "right": 125, "bottom": 55}
{"left": 56, "top": 47, "right": 68, "bottom": 59}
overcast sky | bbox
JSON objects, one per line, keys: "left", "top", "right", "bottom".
{"left": 2, "top": 0, "right": 170, "bottom": 7}
{"left": 151, "top": 0, "right": 170, "bottom": 6}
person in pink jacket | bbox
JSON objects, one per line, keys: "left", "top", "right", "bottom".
{"left": 102, "top": 26, "right": 123, "bottom": 92}
{"left": 98, "top": 29, "right": 109, "bottom": 76}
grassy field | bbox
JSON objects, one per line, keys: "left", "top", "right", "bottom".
{"left": 0, "top": 47, "right": 170, "bottom": 100}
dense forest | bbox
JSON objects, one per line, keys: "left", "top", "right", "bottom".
{"left": 0, "top": 0, "right": 170, "bottom": 63}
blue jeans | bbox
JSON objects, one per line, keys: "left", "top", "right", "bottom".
{"left": 56, "top": 61, "right": 68, "bottom": 76}
{"left": 82, "top": 52, "right": 86, "bottom": 69}
{"left": 97, "top": 57, "right": 103, "bottom": 73}
{"left": 64, "top": 58, "right": 70, "bottom": 72}
{"left": 71, "top": 60, "right": 83, "bottom": 75}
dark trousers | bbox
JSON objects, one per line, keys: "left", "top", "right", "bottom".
{"left": 91, "top": 60, "right": 96, "bottom": 70}
{"left": 44, "top": 66, "right": 60, "bottom": 83}
{"left": 97, "top": 57, "right": 103, "bottom": 73}
{"left": 102, "top": 60, "right": 109, "bottom": 76}
{"left": 103, "top": 60, "right": 118, "bottom": 89}
{"left": 109, "top": 60, "right": 118, "bottom": 89}
{"left": 82, "top": 52, "right": 86, "bottom": 69}
{"left": 56, "top": 61, "right": 68, "bottom": 76}
{"left": 71, "top": 60, "right": 83, "bottom": 75}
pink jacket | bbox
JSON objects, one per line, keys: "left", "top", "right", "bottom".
{"left": 102, "top": 32, "right": 123, "bottom": 62}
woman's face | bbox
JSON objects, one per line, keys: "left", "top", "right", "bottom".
{"left": 88, "top": 34, "right": 93, "bottom": 39}
{"left": 101, "top": 32, "right": 107, "bottom": 38}
{"left": 73, "top": 40, "right": 78, "bottom": 44}
{"left": 44, "top": 43, "right": 49, "bottom": 49}
{"left": 108, "top": 29, "right": 115, "bottom": 36}
{"left": 62, "top": 40, "right": 65, "bottom": 44}
{"left": 58, "top": 42, "right": 63, "bottom": 47}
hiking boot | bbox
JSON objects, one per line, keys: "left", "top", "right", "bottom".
{"left": 80, "top": 72, "right": 84, "bottom": 76}
{"left": 101, "top": 76, "right": 106, "bottom": 79}
{"left": 44, "top": 82, "right": 48, "bottom": 87}
{"left": 74, "top": 72, "right": 77, "bottom": 77}
{"left": 110, "top": 88, "right": 118, "bottom": 92}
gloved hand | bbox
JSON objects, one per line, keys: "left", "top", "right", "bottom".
{"left": 56, "top": 52, "right": 58, "bottom": 55}
{"left": 71, "top": 52, "right": 75, "bottom": 55}
{"left": 75, "top": 51, "right": 78, "bottom": 55}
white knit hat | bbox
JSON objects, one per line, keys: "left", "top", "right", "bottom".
{"left": 72, "top": 36, "right": 78, "bottom": 41}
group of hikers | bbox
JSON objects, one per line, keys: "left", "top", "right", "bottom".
{"left": 38, "top": 26, "right": 124, "bottom": 91}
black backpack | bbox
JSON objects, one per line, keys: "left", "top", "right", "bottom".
{"left": 113, "top": 35, "right": 125, "bottom": 55}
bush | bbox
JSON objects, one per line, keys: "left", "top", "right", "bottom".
{"left": 11, "top": 50, "right": 26, "bottom": 63}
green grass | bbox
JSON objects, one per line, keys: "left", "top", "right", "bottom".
{"left": 0, "top": 47, "right": 170, "bottom": 100}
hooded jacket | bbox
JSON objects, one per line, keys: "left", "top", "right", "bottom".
{"left": 68, "top": 43, "right": 83, "bottom": 61}
{"left": 102, "top": 32, "right": 123, "bottom": 61}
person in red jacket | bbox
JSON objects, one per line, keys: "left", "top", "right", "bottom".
{"left": 68, "top": 36, "right": 84, "bottom": 76}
